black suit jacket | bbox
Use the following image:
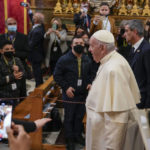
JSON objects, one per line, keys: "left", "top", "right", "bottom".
{"left": 74, "top": 12, "right": 91, "bottom": 29}
{"left": 28, "top": 25, "right": 45, "bottom": 62}
{"left": 0, "top": 32, "right": 29, "bottom": 60}
{"left": 129, "top": 39, "right": 150, "bottom": 108}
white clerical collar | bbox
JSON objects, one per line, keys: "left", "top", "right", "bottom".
{"left": 100, "top": 50, "right": 115, "bottom": 64}
{"left": 32, "top": 24, "right": 41, "bottom": 29}
{"left": 133, "top": 37, "right": 144, "bottom": 52}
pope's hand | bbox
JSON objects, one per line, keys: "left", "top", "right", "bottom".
{"left": 87, "top": 84, "right": 91, "bottom": 90}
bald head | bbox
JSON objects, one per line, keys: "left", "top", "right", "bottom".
{"left": 33, "top": 12, "right": 44, "bottom": 24}
{"left": 6, "top": 18, "right": 17, "bottom": 26}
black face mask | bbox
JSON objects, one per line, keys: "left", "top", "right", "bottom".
{"left": 74, "top": 45, "right": 84, "bottom": 54}
{"left": 4, "top": 52, "right": 14, "bottom": 59}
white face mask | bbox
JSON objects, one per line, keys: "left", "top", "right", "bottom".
{"left": 81, "top": 7, "right": 88, "bottom": 13}
{"left": 8, "top": 25, "right": 17, "bottom": 32}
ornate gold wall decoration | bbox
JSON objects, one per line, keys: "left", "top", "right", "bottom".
{"left": 89, "top": 0, "right": 117, "bottom": 13}
{"left": 118, "top": 0, "right": 127, "bottom": 15}
{"left": 54, "top": 0, "right": 62, "bottom": 14}
{"left": 62, "top": 0, "right": 67, "bottom": 12}
{"left": 130, "top": 0, "right": 139, "bottom": 16}
{"left": 52, "top": 0, "right": 150, "bottom": 16}
{"left": 142, "top": 0, "right": 150, "bottom": 16}
{"left": 73, "top": 0, "right": 80, "bottom": 13}
{"left": 66, "top": 0, "right": 74, "bottom": 13}
{"left": 75, "top": 4, "right": 81, "bottom": 13}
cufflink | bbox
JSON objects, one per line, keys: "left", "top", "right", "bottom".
{"left": 137, "top": 49, "right": 140, "bottom": 52}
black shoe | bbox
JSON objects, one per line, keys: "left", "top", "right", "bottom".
{"left": 74, "top": 135, "right": 85, "bottom": 146}
{"left": 66, "top": 138, "right": 75, "bottom": 150}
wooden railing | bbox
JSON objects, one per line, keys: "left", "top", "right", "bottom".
{"left": 13, "top": 76, "right": 64, "bottom": 150}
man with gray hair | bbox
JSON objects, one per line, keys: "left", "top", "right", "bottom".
{"left": 86, "top": 30, "right": 141, "bottom": 150}
{"left": 0, "top": 17, "right": 29, "bottom": 98}
{"left": 124, "top": 19, "right": 150, "bottom": 109}
{"left": 28, "top": 12, "right": 45, "bottom": 87}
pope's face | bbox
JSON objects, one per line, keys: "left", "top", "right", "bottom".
{"left": 89, "top": 37, "right": 105, "bottom": 63}
{"left": 124, "top": 25, "right": 135, "bottom": 44}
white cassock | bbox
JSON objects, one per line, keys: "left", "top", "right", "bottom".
{"left": 86, "top": 50, "right": 141, "bottom": 150}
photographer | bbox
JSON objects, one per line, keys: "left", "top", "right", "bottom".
{"left": 7, "top": 118, "right": 50, "bottom": 150}
{"left": 90, "top": 2, "right": 116, "bottom": 35}
{"left": 73, "top": 2, "right": 91, "bottom": 32}
{"left": 116, "top": 20, "right": 131, "bottom": 60}
{"left": 144, "top": 18, "right": 150, "bottom": 43}
{"left": 44, "top": 18, "right": 68, "bottom": 74}
{"left": 7, "top": 125, "right": 31, "bottom": 150}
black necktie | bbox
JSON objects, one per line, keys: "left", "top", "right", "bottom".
{"left": 128, "top": 47, "right": 135, "bottom": 65}
{"left": 131, "top": 47, "right": 135, "bottom": 54}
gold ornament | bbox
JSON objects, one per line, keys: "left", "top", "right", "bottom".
{"left": 130, "top": 0, "right": 139, "bottom": 16}
{"left": 142, "top": 0, "right": 150, "bottom": 16}
{"left": 66, "top": 0, "right": 74, "bottom": 14}
{"left": 118, "top": 0, "right": 127, "bottom": 15}
{"left": 54, "top": 0, "right": 62, "bottom": 14}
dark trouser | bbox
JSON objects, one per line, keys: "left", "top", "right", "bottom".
{"left": 64, "top": 103, "right": 85, "bottom": 139}
{"left": 31, "top": 61, "right": 43, "bottom": 87}
{"left": 50, "top": 60, "right": 57, "bottom": 74}
{"left": 19, "top": 77, "right": 27, "bottom": 98}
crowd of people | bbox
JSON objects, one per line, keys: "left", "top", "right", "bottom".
{"left": 0, "top": 1, "right": 150, "bottom": 150}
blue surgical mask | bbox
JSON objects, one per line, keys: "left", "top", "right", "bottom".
{"left": 8, "top": 25, "right": 17, "bottom": 32}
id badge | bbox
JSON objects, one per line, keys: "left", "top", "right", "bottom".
{"left": 53, "top": 47, "right": 58, "bottom": 52}
{"left": 77, "top": 79, "right": 82, "bottom": 87}
{"left": 11, "top": 83, "right": 17, "bottom": 90}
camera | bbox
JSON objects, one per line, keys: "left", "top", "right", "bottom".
{"left": 81, "top": 8, "right": 88, "bottom": 13}
{"left": 20, "top": 2, "right": 28, "bottom": 7}
{"left": 146, "top": 21, "right": 150, "bottom": 26}
{"left": 0, "top": 104, "right": 12, "bottom": 140}
{"left": 120, "top": 28, "right": 125, "bottom": 36}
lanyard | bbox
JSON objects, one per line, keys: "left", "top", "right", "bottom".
{"left": 3, "top": 56, "right": 16, "bottom": 73}
{"left": 123, "top": 39, "right": 128, "bottom": 47}
{"left": 77, "top": 58, "right": 81, "bottom": 78}
{"left": 7, "top": 36, "right": 16, "bottom": 45}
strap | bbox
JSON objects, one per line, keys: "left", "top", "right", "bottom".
{"left": 77, "top": 58, "right": 81, "bottom": 78}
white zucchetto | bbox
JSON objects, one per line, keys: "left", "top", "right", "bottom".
{"left": 92, "top": 30, "right": 115, "bottom": 44}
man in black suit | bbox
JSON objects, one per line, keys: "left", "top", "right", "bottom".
{"left": 124, "top": 19, "right": 150, "bottom": 109}
{"left": 0, "top": 17, "right": 29, "bottom": 97}
{"left": 74, "top": 3, "right": 91, "bottom": 32}
{"left": 28, "top": 12, "right": 45, "bottom": 87}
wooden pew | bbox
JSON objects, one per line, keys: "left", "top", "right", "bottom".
{"left": 13, "top": 76, "right": 65, "bottom": 150}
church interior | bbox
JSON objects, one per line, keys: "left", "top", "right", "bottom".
{"left": 0, "top": 0, "right": 150, "bottom": 150}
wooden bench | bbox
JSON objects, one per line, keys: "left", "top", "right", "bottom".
{"left": 13, "top": 76, "right": 66, "bottom": 150}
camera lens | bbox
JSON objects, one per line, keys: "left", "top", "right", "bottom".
{"left": 146, "top": 21, "right": 150, "bottom": 26}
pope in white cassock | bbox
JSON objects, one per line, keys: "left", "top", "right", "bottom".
{"left": 86, "top": 30, "right": 141, "bottom": 150}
